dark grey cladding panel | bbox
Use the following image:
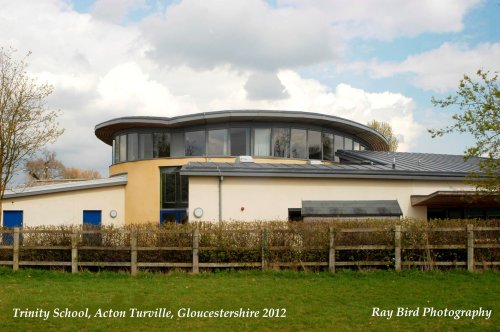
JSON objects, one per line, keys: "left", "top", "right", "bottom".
{"left": 302, "top": 200, "right": 403, "bottom": 216}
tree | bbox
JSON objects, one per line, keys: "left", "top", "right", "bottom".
{"left": 25, "top": 150, "right": 101, "bottom": 185}
{"left": 367, "top": 120, "right": 399, "bottom": 152}
{"left": 0, "top": 48, "right": 64, "bottom": 224}
{"left": 62, "top": 167, "right": 101, "bottom": 180}
{"left": 25, "top": 150, "right": 65, "bottom": 183}
{"left": 429, "top": 69, "right": 499, "bottom": 196}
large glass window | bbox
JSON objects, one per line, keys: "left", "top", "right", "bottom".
{"left": 322, "top": 132, "right": 334, "bottom": 161}
{"left": 230, "top": 128, "right": 249, "bottom": 156}
{"left": 139, "top": 133, "right": 153, "bottom": 159}
{"left": 185, "top": 131, "right": 206, "bottom": 156}
{"left": 162, "top": 173, "right": 176, "bottom": 203}
{"left": 111, "top": 124, "right": 374, "bottom": 164}
{"left": 253, "top": 128, "right": 271, "bottom": 157}
{"left": 308, "top": 130, "right": 321, "bottom": 159}
{"left": 128, "top": 133, "right": 138, "bottom": 161}
{"left": 113, "top": 137, "right": 119, "bottom": 164}
{"left": 153, "top": 132, "right": 170, "bottom": 158}
{"left": 161, "top": 167, "right": 188, "bottom": 208}
{"left": 345, "top": 137, "right": 353, "bottom": 150}
{"left": 208, "top": 129, "right": 228, "bottom": 156}
{"left": 180, "top": 175, "right": 188, "bottom": 203}
{"left": 119, "top": 134, "right": 127, "bottom": 162}
{"left": 272, "top": 128, "right": 290, "bottom": 158}
{"left": 171, "top": 132, "right": 184, "bottom": 157}
{"left": 334, "top": 135, "right": 343, "bottom": 162}
{"left": 290, "top": 129, "right": 306, "bottom": 159}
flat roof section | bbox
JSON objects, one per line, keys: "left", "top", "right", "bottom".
{"left": 3, "top": 175, "right": 128, "bottom": 199}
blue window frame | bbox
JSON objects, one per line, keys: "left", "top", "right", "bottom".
{"left": 160, "top": 210, "right": 188, "bottom": 224}
{"left": 83, "top": 210, "right": 102, "bottom": 227}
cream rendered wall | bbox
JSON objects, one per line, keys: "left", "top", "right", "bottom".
{"left": 189, "top": 177, "right": 220, "bottom": 221}
{"left": 1, "top": 186, "right": 125, "bottom": 227}
{"left": 109, "top": 157, "right": 235, "bottom": 224}
{"left": 109, "top": 157, "right": 311, "bottom": 224}
{"left": 188, "top": 177, "right": 474, "bottom": 222}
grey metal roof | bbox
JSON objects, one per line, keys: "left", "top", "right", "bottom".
{"left": 3, "top": 175, "right": 128, "bottom": 199}
{"left": 336, "top": 150, "right": 484, "bottom": 173}
{"left": 95, "top": 110, "right": 389, "bottom": 151}
{"left": 302, "top": 200, "right": 402, "bottom": 217}
{"left": 181, "top": 150, "right": 485, "bottom": 180}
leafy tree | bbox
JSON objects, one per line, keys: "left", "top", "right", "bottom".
{"left": 367, "top": 120, "right": 399, "bottom": 152}
{"left": 0, "top": 48, "right": 63, "bottom": 224}
{"left": 429, "top": 69, "right": 499, "bottom": 196}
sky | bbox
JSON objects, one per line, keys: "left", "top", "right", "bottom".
{"left": 1, "top": 0, "right": 499, "bottom": 178}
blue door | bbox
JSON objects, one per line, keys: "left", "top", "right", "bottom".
{"left": 83, "top": 210, "right": 102, "bottom": 245}
{"left": 2, "top": 211, "right": 23, "bottom": 245}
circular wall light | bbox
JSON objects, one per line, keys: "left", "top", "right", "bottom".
{"left": 110, "top": 210, "right": 118, "bottom": 218}
{"left": 193, "top": 207, "right": 204, "bottom": 219}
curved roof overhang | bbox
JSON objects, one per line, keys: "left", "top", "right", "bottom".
{"left": 95, "top": 110, "right": 390, "bottom": 151}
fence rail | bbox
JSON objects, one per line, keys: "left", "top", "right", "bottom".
{"left": 0, "top": 225, "right": 498, "bottom": 275}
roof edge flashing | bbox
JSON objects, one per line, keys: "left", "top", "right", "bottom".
{"left": 95, "top": 110, "right": 390, "bottom": 150}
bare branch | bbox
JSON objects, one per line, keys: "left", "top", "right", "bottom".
{"left": 0, "top": 48, "right": 64, "bottom": 222}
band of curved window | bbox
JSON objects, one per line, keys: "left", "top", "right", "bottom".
{"left": 112, "top": 126, "right": 367, "bottom": 164}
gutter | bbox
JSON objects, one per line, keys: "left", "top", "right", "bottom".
{"left": 180, "top": 169, "right": 472, "bottom": 181}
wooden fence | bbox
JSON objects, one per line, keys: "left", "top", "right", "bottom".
{"left": 0, "top": 225, "right": 498, "bottom": 275}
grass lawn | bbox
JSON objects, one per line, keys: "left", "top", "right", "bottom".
{"left": 0, "top": 268, "right": 498, "bottom": 332}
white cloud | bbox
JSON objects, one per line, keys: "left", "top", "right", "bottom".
{"left": 278, "top": 0, "right": 481, "bottom": 40}
{"left": 280, "top": 72, "right": 423, "bottom": 152}
{"left": 0, "top": 1, "right": 147, "bottom": 74}
{"left": 91, "top": 0, "right": 147, "bottom": 23}
{"left": 209, "top": 70, "right": 423, "bottom": 151}
{"left": 0, "top": 0, "right": 149, "bottom": 176}
{"left": 139, "top": 0, "right": 481, "bottom": 73}
{"left": 244, "top": 71, "right": 289, "bottom": 100}
{"left": 94, "top": 62, "right": 199, "bottom": 117}
{"left": 141, "top": 0, "right": 342, "bottom": 70}
{"left": 347, "top": 42, "right": 500, "bottom": 92}
{"left": 0, "top": 0, "right": 477, "bottom": 179}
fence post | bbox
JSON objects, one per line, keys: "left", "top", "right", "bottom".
{"left": 130, "top": 230, "right": 138, "bottom": 276}
{"left": 13, "top": 227, "right": 20, "bottom": 271}
{"left": 467, "top": 224, "right": 474, "bottom": 272}
{"left": 329, "top": 227, "right": 336, "bottom": 273}
{"left": 192, "top": 228, "right": 200, "bottom": 274}
{"left": 71, "top": 232, "right": 78, "bottom": 273}
{"left": 261, "top": 228, "right": 269, "bottom": 270}
{"left": 394, "top": 225, "right": 402, "bottom": 272}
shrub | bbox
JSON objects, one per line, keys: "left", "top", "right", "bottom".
{"left": 0, "top": 219, "right": 498, "bottom": 272}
